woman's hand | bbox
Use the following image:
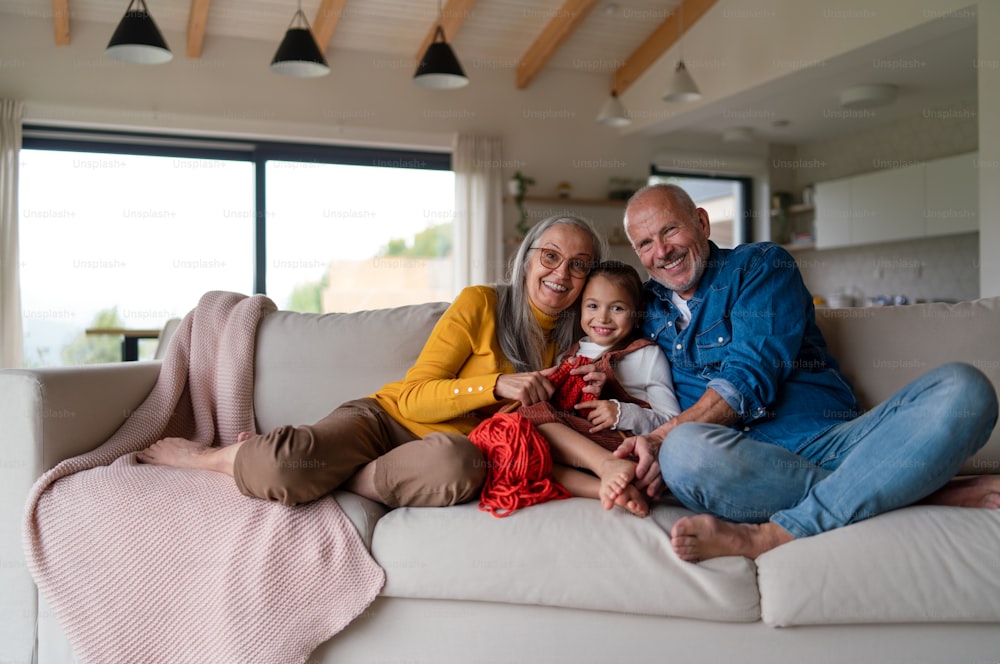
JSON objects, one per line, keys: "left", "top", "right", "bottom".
{"left": 494, "top": 367, "right": 557, "bottom": 406}
{"left": 575, "top": 399, "right": 619, "bottom": 433}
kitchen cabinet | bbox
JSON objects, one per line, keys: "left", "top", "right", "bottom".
{"left": 850, "top": 163, "right": 924, "bottom": 245}
{"left": 924, "top": 153, "right": 979, "bottom": 237}
{"left": 813, "top": 152, "right": 978, "bottom": 249}
{"left": 814, "top": 179, "right": 852, "bottom": 248}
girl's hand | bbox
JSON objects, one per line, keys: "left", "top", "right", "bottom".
{"left": 575, "top": 399, "right": 619, "bottom": 432}
{"left": 570, "top": 362, "right": 606, "bottom": 398}
{"left": 494, "top": 368, "right": 557, "bottom": 406}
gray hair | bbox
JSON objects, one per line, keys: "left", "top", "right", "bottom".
{"left": 495, "top": 215, "right": 606, "bottom": 372}
{"left": 623, "top": 183, "right": 698, "bottom": 235}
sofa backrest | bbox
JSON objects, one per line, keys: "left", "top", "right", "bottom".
{"left": 816, "top": 296, "right": 1000, "bottom": 475}
{"left": 253, "top": 301, "right": 449, "bottom": 433}
{"left": 251, "top": 296, "right": 1000, "bottom": 476}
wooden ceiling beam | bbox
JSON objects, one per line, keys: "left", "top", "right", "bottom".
{"left": 186, "top": 0, "right": 211, "bottom": 58}
{"left": 53, "top": 0, "right": 70, "bottom": 45}
{"left": 313, "top": 0, "right": 350, "bottom": 50}
{"left": 414, "top": 0, "right": 478, "bottom": 65}
{"left": 613, "top": 0, "right": 717, "bottom": 95}
{"left": 516, "top": 0, "right": 598, "bottom": 89}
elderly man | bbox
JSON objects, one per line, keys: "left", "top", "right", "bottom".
{"left": 616, "top": 183, "right": 1000, "bottom": 562}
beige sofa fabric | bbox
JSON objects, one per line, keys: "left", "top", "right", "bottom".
{"left": 373, "top": 498, "right": 761, "bottom": 621}
{"left": 253, "top": 302, "right": 449, "bottom": 432}
{"left": 757, "top": 505, "right": 1000, "bottom": 626}
{"left": 815, "top": 298, "right": 1000, "bottom": 475}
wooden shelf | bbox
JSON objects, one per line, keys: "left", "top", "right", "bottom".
{"left": 771, "top": 203, "right": 816, "bottom": 217}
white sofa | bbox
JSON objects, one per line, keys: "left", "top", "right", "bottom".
{"left": 4, "top": 296, "right": 1000, "bottom": 664}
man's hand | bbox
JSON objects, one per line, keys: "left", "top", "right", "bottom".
{"left": 615, "top": 432, "right": 666, "bottom": 498}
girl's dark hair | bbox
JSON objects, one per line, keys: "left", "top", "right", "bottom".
{"left": 585, "top": 260, "right": 646, "bottom": 348}
{"left": 587, "top": 260, "right": 644, "bottom": 311}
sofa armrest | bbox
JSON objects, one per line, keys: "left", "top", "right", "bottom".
{"left": 0, "top": 361, "right": 160, "bottom": 663}
{"left": 0, "top": 361, "right": 162, "bottom": 473}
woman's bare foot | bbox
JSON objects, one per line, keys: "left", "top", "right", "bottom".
{"left": 613, "top": 482, "right": 649, "bottom": 517}
{"left": 671, "top": 515, "right": 794, "bottom": 563}
{"left": 922, "top": 475, "right": 1000, "bottom": 509}
{"left": 597, "top": 457, "right": 637, "bottom": 511}
{"left": 136, "top": 437, "right": 239, "bottom": 475}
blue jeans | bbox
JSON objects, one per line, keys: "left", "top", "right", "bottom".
{"left": 659, "top": 362, "right": 999, "bottom": 538}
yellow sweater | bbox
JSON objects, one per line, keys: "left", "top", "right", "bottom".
{"left": 373, "top": 285, "right": 560, "bottom": 437}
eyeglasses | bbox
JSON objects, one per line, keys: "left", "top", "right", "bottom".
{"left": 530, "top": 247, "right": 591, "bottom": 278}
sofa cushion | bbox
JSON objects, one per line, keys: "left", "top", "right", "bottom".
{"left": 253, "top": 302, "right": 449, "bottom": 431}
{"left": 332, "top": 491, "right": 388, "bottom": 549}
{"left": 815, "top": 297, "right": 1000, "bottom": 475}
{"left": 757, "top": 505, "right": 1000, "bottom": 626}
{"left": 372, "top": 498, "right": 760, "bottom": 621}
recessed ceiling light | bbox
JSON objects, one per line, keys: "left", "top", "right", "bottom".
{"left": 839, "top": 83, "right": 897, "bottom": 109}
{"left": 722, "top": 127, "right": 755, "bottom": 143}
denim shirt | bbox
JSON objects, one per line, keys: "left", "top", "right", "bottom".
{"left": 642, "top": 241, "right": 862, "bottom": 453}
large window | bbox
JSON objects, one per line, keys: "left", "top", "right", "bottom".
{"left": 648, "top": 171, "right": 753, "bottom": 247}
{"left": 264, "top": 161, "right": 454, "bottom": 313}
{"left": 18, "top": 130, "right": 454, "bottom": 367}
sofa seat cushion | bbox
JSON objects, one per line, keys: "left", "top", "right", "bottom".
{"left": 332, "top": 491, "right": 388, "bottom": 549}
{"left": 371, "top": 498, "right": 760, "bottom": 621}
{"left": 757, "top": 505, "right": 1000, "bottom": 626}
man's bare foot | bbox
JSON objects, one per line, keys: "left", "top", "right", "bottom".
{"left": 922, "top": 475, "right": 1000, "bottom": 509}
{"left": 136, "top": 437, "right": 239, "bottom": 475}
{"left": 613, "top": 483, "right": 649, "bottom": 517}
{"left": 671, "top": 515, "right": 794, "bottom": 563}
{"left": 597, "top": 457, "right": 637, "bottom": 511}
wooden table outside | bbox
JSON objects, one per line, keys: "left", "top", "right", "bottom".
{"left": 85, "top": 328, "right": 161, "bottom": 361}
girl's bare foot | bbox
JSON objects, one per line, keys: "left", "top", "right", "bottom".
{"left": 671, "top": 515, "right": 794, "bottom": 563}
{"left": 597, "top": 457, "right": 637, "bottom": 511}
{"left": 137, "top": 437, "right": 239, "bottom": 475}
{"left": 922, "top": 475, "right": 1000, "bottom": 508}
{"left": 613, "top": 483, "right": 649, "bottom": 517}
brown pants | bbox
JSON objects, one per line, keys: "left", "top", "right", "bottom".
{"left": 232, "top": 398, "right": 486, "bottom": 508}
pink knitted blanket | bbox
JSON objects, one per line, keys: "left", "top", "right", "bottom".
{"left": 22, "top": 291, "right": 385, "bottom": 664}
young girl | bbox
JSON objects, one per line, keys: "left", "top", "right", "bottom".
{"left": 521, "top": 260, "right": 680, "bottom": 517}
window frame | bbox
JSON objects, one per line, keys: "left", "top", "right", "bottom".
{"left": 21, "top": 125, "right": 452, "bottom": 295}
{"left": 647, "top": 166, "right": 754, "bottom": 244}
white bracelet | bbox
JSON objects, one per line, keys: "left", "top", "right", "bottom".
{"left": 609, "top": 399, "right": 622, "bottom": 430}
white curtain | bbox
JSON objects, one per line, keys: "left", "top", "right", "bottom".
{"left": 0, "top": 100, "right": 23, "bottom": 368}
{"left": 452, "top": 134, "right": 505, "bottom": 290}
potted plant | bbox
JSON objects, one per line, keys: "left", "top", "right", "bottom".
{"left": 509, "top": 170, "right": 535, "bottom": 237}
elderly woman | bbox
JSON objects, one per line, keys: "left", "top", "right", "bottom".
{"left": 139, "top": 215, "right": 606, "bottom": 508}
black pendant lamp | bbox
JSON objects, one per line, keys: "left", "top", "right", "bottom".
{"left": 105, "top": 0, "right": 173, "bottom": 64}
{"left": 413, "top": 2, "right": 468, "bottom": 89}
{"left": 271, "top": 6, "right": 330, "bottom": 77}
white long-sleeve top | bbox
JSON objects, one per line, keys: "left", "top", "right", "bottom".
{"left": 574, "top": 338, "right": 681, "bottom": 435}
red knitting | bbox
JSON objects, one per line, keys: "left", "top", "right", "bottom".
{"left": 547, "top": 354, "right": 596, "bottom": 412}
{"left": 468, "top": 412, "right": 571, "bottom": 518}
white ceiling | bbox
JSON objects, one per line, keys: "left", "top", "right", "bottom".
{"left": 0, "top": 0, "right": 980, "bottom": 145}
{"left": 11, "top": 0, "right": 678, "bottom": 73}
{"left": 652, "top": 9, "right": 979, "bottom": 144}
